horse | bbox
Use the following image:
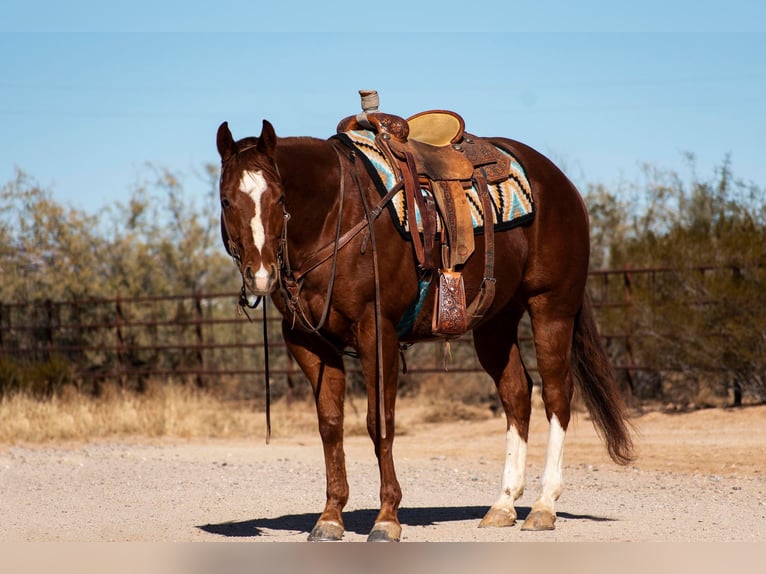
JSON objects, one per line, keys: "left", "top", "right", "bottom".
{"left": 216, "top": 113, "right": 634, "bottom": 542}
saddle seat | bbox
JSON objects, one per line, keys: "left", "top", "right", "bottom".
{"left": 407, "top": 110, "right": 465, "bottom": 146}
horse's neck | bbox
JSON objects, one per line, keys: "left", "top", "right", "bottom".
{"left": 277, "top": 137, "right": 343, "bottom": 258}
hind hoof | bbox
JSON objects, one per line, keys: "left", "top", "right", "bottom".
{"left": 478, "top": 506, "right": 517, "bottom": 528}
{"left": 521, "top": 510, "right": 556, "bottom": 531}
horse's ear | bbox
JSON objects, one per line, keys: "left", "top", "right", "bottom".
{"left": 217, "top": 121, "right": 236, "bottom": 162}
{"left": 257, "top": 119, "right": 277, "bottom": 157}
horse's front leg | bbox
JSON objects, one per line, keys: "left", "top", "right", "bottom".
{"left": 282, "top": 326, "right": 349, "bottom": 541}
{"left": 358, "top": 317, "right": 402, "bottom": 542}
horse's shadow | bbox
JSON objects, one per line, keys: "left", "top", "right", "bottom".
{"left": 198, "top": 506, "right": 613, "bottom": 538}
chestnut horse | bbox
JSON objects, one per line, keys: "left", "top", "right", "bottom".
{"left": 216, "top": 118, "right": 633, "bottom": 542}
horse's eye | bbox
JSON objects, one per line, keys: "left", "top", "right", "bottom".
{"left": 221, "top": 197, "right": 231, "bottom": 209}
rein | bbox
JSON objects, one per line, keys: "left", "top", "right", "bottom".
{"left": 237, "top": 288, "right": 271, "bottom": 444}
{"left": 278, "top": 146, "right": 347, "bottom": 336}
{"left": 282, "top": 173, "right": 405, "bottom": 283}
{"left": 278, "top": 145, "right": 403, "bottom": 337}
{"left": 278, "top": 143, "right": 400, "bottom": 442}
{"left": 352, "top": 154, "right": 388, "bottom": 441}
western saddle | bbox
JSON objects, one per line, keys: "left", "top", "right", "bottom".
{"left": 337, "top": 90, "right": 508, "bottom": 337}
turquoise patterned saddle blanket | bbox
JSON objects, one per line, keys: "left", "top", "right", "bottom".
{"left": 334, "top": 130, "right": 535, "bottom": 238}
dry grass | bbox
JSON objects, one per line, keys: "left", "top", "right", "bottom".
{"left": 0, "top": 381, "right": 509, "bottom": 445}
{"left": 0, "top": 385, "right": 266, "bottom": 444}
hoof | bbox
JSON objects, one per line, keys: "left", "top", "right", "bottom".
{"left": 520, "top": 510, "right": 556, "bottom": 531}
{"left": 307, "top": 520, "right": 344, "bottom": 541}
{"left": 478, "top": 506, "right": 517, "bottom": 528}
{"left": 367, "top": 521, "right": 402, "bottom": 542}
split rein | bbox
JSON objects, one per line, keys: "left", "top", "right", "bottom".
{"left": 237, "top": 290, "right": 271, "bottom": 443}
{"left": 237, "top": 143, "right": 403, "bottom": 443}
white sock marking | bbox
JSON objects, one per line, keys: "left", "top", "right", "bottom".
{"left": 536, "top": 414, "right": 566, "bottom": 512}
{"left": 492, "top": 425, "right": 527, "bottom": 510}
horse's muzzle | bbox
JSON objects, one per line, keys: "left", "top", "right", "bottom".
{"left": 244, "top": 264, "right": 278, "bottom": 296}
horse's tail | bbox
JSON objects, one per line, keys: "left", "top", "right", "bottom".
{"left": 571, "top": 292, "right": 635, "bottom": 465}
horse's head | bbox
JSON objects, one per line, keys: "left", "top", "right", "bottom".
{"left": 217, "top": 120, "right": 284, "bottom": 297}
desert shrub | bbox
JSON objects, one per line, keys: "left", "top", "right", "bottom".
{"left": 0, "top": 355, "right": 74, "bottom": 398}
{"left": 0, "top": 356, "right": 22, "bottom": 396}
{"left": 585, "top": 156, "right": 766, "bottom": 406}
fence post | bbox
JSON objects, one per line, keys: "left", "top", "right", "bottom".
{"left": 44, "top": 299, "right": 54, "bottom": 361}
{"left": 115, "top": 296, "right": 126, "bottom": 388}
{"left": 194, "top": 291, "right": 205, "bottom": 388}
{"left": 621, "top": 269, "right": 636, "bottom": 393}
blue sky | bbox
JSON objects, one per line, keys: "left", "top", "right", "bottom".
{"left": 1, "top": 3, "right": 765, "bottom": 214}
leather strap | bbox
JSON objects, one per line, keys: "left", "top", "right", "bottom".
{"left": 465, "top": 169, "right": 497, "bottom": 327}
{"left": 401, "top": 153, "right": 426, "bottom": 269}
{"left": 290, "top": 177, "right": 404, "bottom": 284}
{"left": 279, "top": 146, "right": 348, "bottom": 337}
{"left": 355, "top": 157, "right": 389, "bottom": 442}
{"left": 401, "top": 152, "right": 436, "bottom": 271}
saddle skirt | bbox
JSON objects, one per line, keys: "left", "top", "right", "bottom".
{"left": 334, "top": 129, "right": 535, "bottom": 239}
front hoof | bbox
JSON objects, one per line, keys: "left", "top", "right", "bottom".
{"left": 478, "top": 506, "right": 517, "bottom": 528}
{"left": 520, "top": 510, "right": 556, "bottom": 531}
{"left": 308, "top": 520, "right": 344, "bottom": 541}
{"left": 367, "top": 521, "right": 401, "bottom": 542}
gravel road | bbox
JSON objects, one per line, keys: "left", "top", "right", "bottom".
{"left": 1, "top": 405, "right": 764, "bottom": 543}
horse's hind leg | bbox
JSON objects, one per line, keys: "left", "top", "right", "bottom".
{"left": 282, "top": 326, "right": 349, "bottom": 541}
{"left": 473, "top": 305, "right": 531, "bottom": 528}
{"left": 523, "top": 297, "right": 578, "bottom": 531}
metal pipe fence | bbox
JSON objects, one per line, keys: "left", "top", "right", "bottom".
{"left": 0, "top": 266, "right": 744, "bottom": 398}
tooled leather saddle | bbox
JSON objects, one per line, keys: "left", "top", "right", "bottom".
{"left": 337, "top": 90, "right": 508, "bottom": 337}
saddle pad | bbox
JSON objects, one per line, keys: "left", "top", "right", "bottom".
{"left": 334, "top": 130, "right": 535, "bottom": 238}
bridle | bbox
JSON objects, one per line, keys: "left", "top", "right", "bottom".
{"left": 220, "top": 143, "right": 285, "bottom": 307}
{"left": 220, "top": 142, "right": 283, "bottom": 443}
{"left": 221, "top": 138, "right": 403, "bottom": 444}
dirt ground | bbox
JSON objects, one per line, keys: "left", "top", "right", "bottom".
{"left": 0, "top": 402, "right": 764, "bottom": 543}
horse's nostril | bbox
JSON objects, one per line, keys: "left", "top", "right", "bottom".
{"left": 245, "top": 266, "right": 255, "bottom": 282}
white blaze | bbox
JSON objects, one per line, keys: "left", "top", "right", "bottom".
{"left": 239, "top": 169, "right": 268, "bottom": 250}
{"left": 239, "top": 169, "right": 271, "bottom": 290}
